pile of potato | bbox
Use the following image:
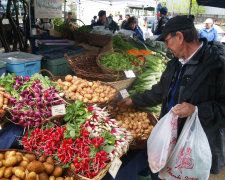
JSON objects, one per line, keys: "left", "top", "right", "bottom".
{"left": 57, "top": 75, "right": 117, "bottom": 104}
{"left": 114, "top": 107, "right": 154, "bottom": 141}
{"left": 0, "top": 150, "right": 73, "bottom": 180}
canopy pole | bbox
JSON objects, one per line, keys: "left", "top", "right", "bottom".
{"left": 64, "top": 0, "right": 67, "bottom": 21}
{"left": 189, "top": 0, "right": 192, "bottom": 15}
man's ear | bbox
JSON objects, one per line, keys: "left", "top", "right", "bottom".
{"left": 176, "top": 31, "right": 184, "bottom": 44}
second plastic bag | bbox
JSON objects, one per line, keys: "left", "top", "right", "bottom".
{"left": 159, "top": 107, "right": 212, "bottom": 180}
{"left": 147, "top": 108, "right": 178, "bottom": 173}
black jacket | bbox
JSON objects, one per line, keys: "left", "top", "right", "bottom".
{"left": 154, "top": 16, "right": 169, "bottom": 35}
{"left": 132, "top": 39, "right": 225, "bottom": 174}
{"left": 92, "top": 18, "right": 119, "bottom": 33}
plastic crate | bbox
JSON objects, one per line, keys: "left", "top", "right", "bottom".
{"left": 37, "top": 46, "right": 83, "bottom": 76}
{"left": 30, "top": 35, "right": 62, "bottom": 53}
{"left": 38, "top": 39, "right": 75, "bottom": 51}
{"left": 0, "top": 61, "right": 7, "bottom": 76}
{"left": 0, "top": 52, "right": 42, "bottom": 77}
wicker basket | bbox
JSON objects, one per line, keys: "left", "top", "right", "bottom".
{"left": 130, "top": 111, "right": 158, "bottom": 150}
{"left": 96, "top": 49, "right": 146, "bottom": 78}
{"left": 65, "top": 162, "right": 112, "bottom": 180}
{"left": 88, "top": 33, "right": 112, "bottom": 47}
{"left": 105, "top": 78, "right": 136, "bottom": 91}
{"left": 73, "top": 31, "right": 91, "bottom": 44}
{"left": 65, "top": 54, "right": 125, "bottom": 82}
{"left": 39, "top": 69, "right": 65, "bottom": 81}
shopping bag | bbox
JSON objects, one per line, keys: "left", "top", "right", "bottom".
{"left": 147, "top": 108, "right": 178, "bottom": 173}
{"left": 159, "top": 107, "right": 212, "bottom": 180}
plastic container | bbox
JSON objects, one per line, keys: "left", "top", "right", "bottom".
{"left": 38, "top": 39, "right": 75, "bottom": 51}
{"left": 0, "top": 61, "right": 7, "bottom": 76}
{"left": 0, "top": 52, "right": 42, "bottom": 77}
{"left": 37, "top": 46, "right": 83, "bottom": 76}
{"left": 30, "top": 35, "right": 62, "bottom": 53}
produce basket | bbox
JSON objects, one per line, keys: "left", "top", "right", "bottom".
{"left": 109, "top": 106, "right": 158, "bottom": 150}
{"left": 65, "top": 162, "right": 112, "bottom": 180}
{"left": 88, "top": 33, "right": 112, "bottom": 47}
{"left": 105, "top": 78, "right": 136, "bottom": 91}
{"left": 39, "top": 69, "right": 65, "bottom": 81}
{"left": 64, "top": 54, "right": 124, "bottom": 82}
{"left": 96, "top": 49, "right": 146, "bottom": 78}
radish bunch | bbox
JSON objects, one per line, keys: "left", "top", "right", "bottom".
{"left": 8, "top": 78, "right": 68, "bottom": 128}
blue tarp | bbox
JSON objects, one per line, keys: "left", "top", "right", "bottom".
{"left": 197, "top": 0, "right": 225, "bottom": 8}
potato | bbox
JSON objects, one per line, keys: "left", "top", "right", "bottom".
{"left": 14, "top": 168, "right": 25, "bottom": 179}
{"left": 0, "top": 178, "right": 9, "bottom": 180}
{"left": 11, "top": 175, "right": 22, "bottom": 180}
{"left": 56, "top": 178, "right": 64, "bottom": 180}
{"left": 16, "top": 152, "right": 23, "bottom": 157}
{"left": 19, "top": 160, "right": 29, "bottom": 169}
{"left": 4, "top": 167, "right": 12, "bottom": 178}
{"left": 0, "top": 154, "right": 4, "bottom": 160}
{"left": 46, "top": 157, "right": 54, "bottom": 165}
{"left": 38, "top": 156, "right": 46, "bottom": 163}
{"left": 43, "top": 162, "right": 54, "bottom": 175}
{"left": 25, "top": 154, "right": 36, "bottom": 162}
{"left": 5, "top": 156, "right": 18, "bottom": 167}
{"left": 0, "top": 167, "right": 6, "bottom": 178}
{"left": 27, "top": 161, "right": 44, "bottom": 173}
{"left": 0, "top": 161, "right": 2, "bottom": 168}
{"left": 49, "top": 176, "right": 55, "bottom": 180}
{"left": 16, "top": 155, "right": 23, "bottom": 163}
{"left": 22, "top": 156, "right": 30, "bottom": 162}
{"left": 51, "top": 166, "right": 63, "bottom": 177}
{"left": 65, "top": 178, "right": 74, "bottom": 180}
{"left": 12, "top": 167, "right": 25, "bottom": 174}
{"left": 25, "top": 172, "right": 37, "bottom": 180}
{"left": 5, "top": 151, "right": 16, "bottom": 159}
{"left": 38, "top": 172, "right": 48, "bottom": 180}
{"left": 2, "top": 160, "right": 6, "bottom": 166}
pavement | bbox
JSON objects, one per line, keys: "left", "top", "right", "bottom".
{"left": 209, "top": 168, "right": 225, "bottom": 180}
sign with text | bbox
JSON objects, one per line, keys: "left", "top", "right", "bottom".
{"left": 51, "top": 104, "right": 66, "bottom": 116}
{"left": 34, "top": 0, "right": 62, "bottom": 18}
{"left": 109, "top": 157, "right": 122, "bottom": 179}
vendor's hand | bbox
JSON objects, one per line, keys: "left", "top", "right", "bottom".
{"left": 172, "top": 102, "right": 195, "bottom": 118}
{"left": 117, "top": 98, "right": 133, "bottom": 110}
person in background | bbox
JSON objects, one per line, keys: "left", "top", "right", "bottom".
{"left": 118, "top": 15, "right": 225, "bottom": 178}
{"left": 154, "top": 7, "right": 169, "bottom": 35}
{"left": 66, "top": 12, "right": 76, "bottom": 24}
{"left": 152, "top": 13, "right": 160, "bottom": 35}
{"left": 91, "top": 16, "right": 97, "bottom": 25}
{"left": 93, "top": 10, "right": 119, "bottom": 33}
{"left": 36, "top": 18, "right": 54, "bottom": 35}
{"left": 121, "top": 14, "right": 130, "bottom": 29}
{"left": 118, "top": 15, "right": 123, "bottom": 29}
{"left": 199, "top": 18, "right": 218, "bottom": 41}
{"left": 108, "top": 13, "right": 113, "bottom": 20}
{"left": 123, "top": 16, "right": 144, "bottom": 41}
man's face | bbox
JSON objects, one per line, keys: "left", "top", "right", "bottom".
{"left": 126, "top": 16, "right": 129, "bottom": 21}
{"left": 68, "top": 14, "right": 72, "bottom": 19}
{"left": 130, "top": 22, "right": 136, "bottom": 30}
{"left": 165, "top": 33, "right": 183, "bottom": 58}
{"left": 99, "top": 15, "right": 107, "bottom": 23}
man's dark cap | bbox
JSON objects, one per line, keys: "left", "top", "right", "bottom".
{"left": 160, "top": 7, "right": 168, "bottom": 15}
{"left": 98, "top": 10, "right": 106, "bottom": 17}
{"left": 156, "top": 15, "right": 195, "bottom": 41}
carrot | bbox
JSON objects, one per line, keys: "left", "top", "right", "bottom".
{"left": 0, "top": 94, "right": 3, "bottom": 109}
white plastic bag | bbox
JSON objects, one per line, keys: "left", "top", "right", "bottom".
{"left": 159, "top": 107, "right": 212, "bottom": 180}
{"left": 147, "top": 108, "right": 178, "bottom": 173}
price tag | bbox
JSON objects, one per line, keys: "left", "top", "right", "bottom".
{"left": 124, "top": 70, "right": 136, "bottom": 78}
{"left": 120, "top": 89, "right": 130, "bottom": 99}
{"left": 109, "top": 157, "right": 122, "bottom": 179}
{"left": 51, "top": 104, "right": 66, "bottom": 116}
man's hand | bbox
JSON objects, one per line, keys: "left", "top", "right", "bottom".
{"left": 172, "top": 102, "right": 195, "bottom": 118}
{"left": 117, "top": 98, "right": 133, "bottom": 109}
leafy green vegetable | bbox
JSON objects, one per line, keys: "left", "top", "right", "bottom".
{"left": 64, "top": 100, "right": 93, "bottom": 139}
{"left": 0, "top": 73, "right": 17, "bottom": 96}
{"left": 99, "top": 52, "right": 142, "bottom": 72}
{"left": 112, "top": 35, "right": 135, "bottom": 51}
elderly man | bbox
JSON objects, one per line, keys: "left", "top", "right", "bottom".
{"left": 118, "top": 15, "right": 225, "bottom": 179}
{"left": 199, "top": 18, "right": 218, "bottom": 41}
{"left": 92, "top": 10, "right": 119, "bottom": 33}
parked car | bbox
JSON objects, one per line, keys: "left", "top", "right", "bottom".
{"left": 195, "top": 23, "right": 225, "bottom": 42}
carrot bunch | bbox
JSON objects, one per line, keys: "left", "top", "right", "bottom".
{"left": 126, "top": 49, "right": 154, "bottom": 60}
